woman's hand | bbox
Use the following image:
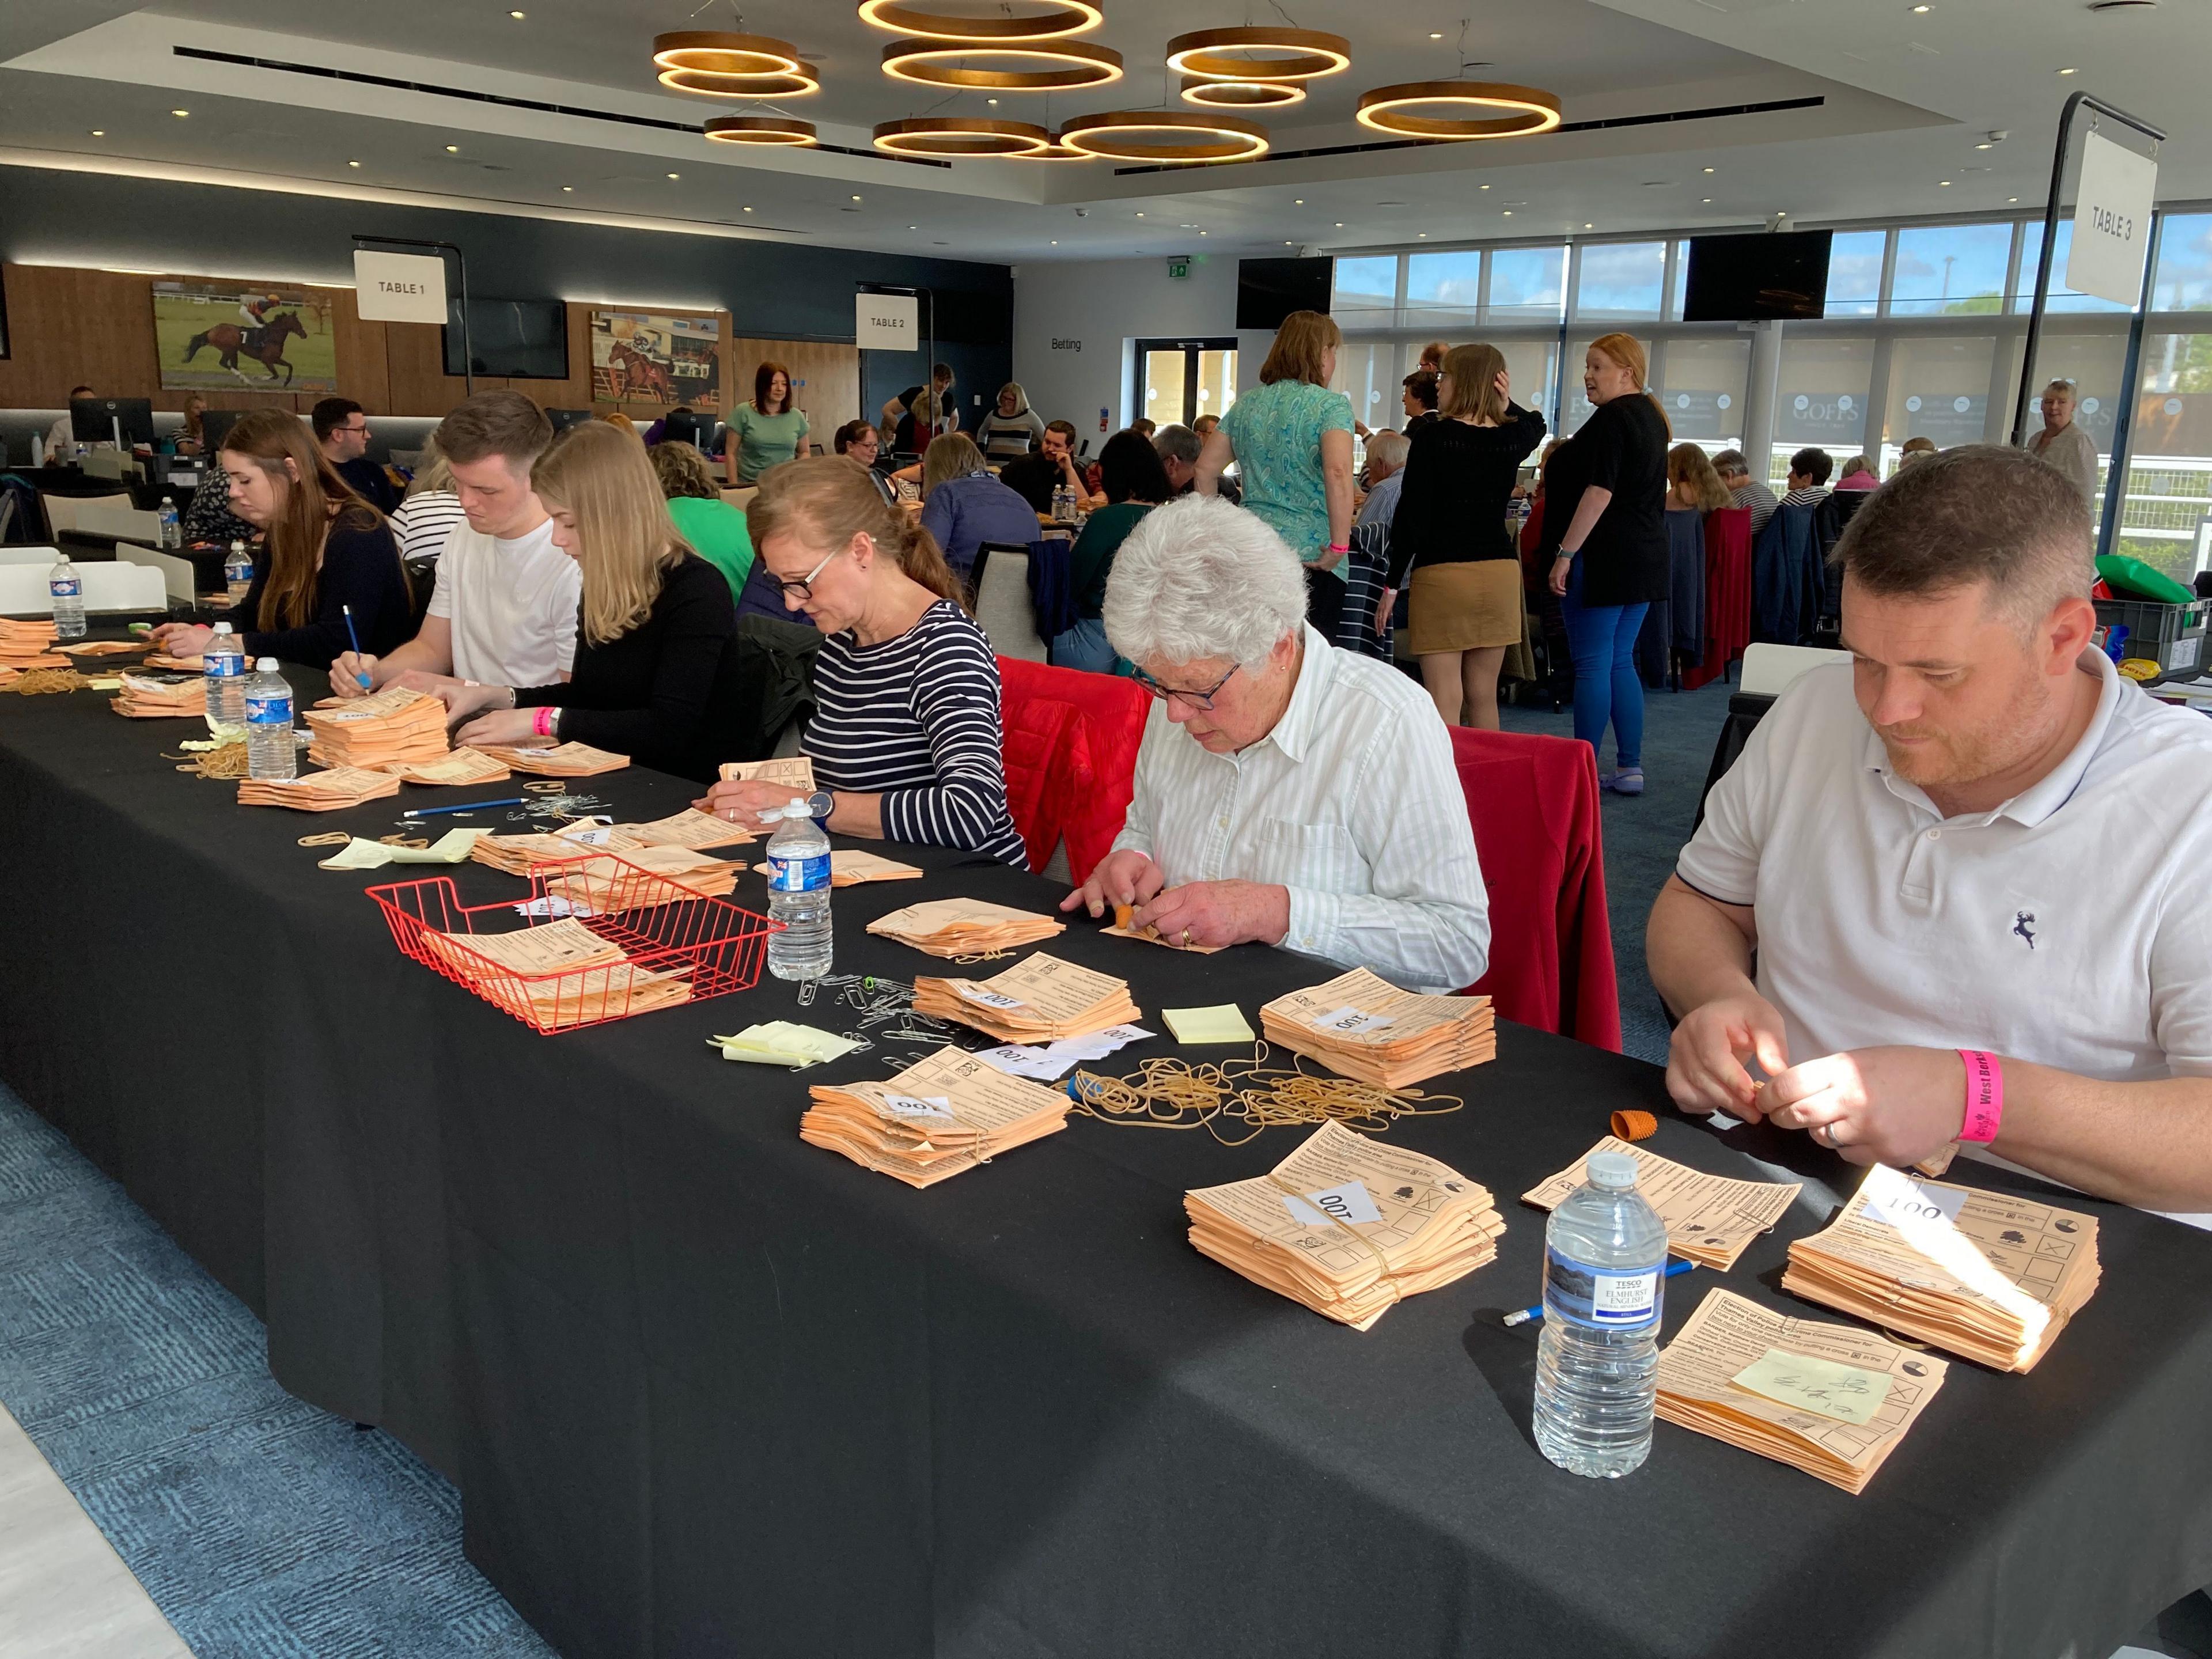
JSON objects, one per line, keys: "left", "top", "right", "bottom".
{"left": 1494, "top": 368, "right": 1510, "bottom": 404}
{"left": 1374, "top": 587, "right": 1395, "bottom": 637}
{"left": 1313, "top": 546, "right": 1347, "bottom": 574}
{"left": 454, "top": 707, "right": 540, "bottom": 748}
{"left": 693, "top": 778, "right": 809, "bottom": 825}
{"left": 435, "top": 681, "right": 512, "bottom": 728}
{"left": 149, "top": 621, "right": 213, "bottom": 658}
{"left": 1548, "top": 555, "right": 1574, "bottom": 597}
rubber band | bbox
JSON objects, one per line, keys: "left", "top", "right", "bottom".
{"left": 1067, "top": 1043, "right": 1463, "bottom": 1148}
{"left": 297, "top": 832, "right": 351, "bottom": 847}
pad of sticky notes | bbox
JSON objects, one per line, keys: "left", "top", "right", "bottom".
{"left": 1163, "top": 1005, "right": 1255, "bottom": 1045}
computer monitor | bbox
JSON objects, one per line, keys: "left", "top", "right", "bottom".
{"left": 661, "top": 411, "right": 719, "bottom": 453}
{"left": 70, "top": 396, "right": 155, "bottom": 448}
{"left": 547, "top": 407, "right": 596, "bottom": 433}
{"left": 198, "top": 408, "right": 245, "bottom": 456}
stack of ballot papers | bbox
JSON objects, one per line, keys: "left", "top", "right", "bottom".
{"left": 800, "top": 1045, "right": 1073, "bottom": 1187}
{"left": 0, "top": 619, "right": 66, "bottom": 671}
{"left": 111, "top": 669, "right": 208, "bottom": 718}
{"left": 142, "top": 651, "right": 205, "bottom": 671}
{"left": 542, "top": 845, "right": 739, "bottom": 911}
{"left": 472, "top": 831, "right": 613, "bottom": 877}
{"left": 422, "top": 917, "right": 690, "bottom": 1027}
{"left": 316, "top": 828, "right": 484, "bottom": 869}
{"left": 1524, "top": 1138, "right": 1801, "bottom": 1271}
{"left": 1656, "top": 1287, "right": 1949, "bottom": 1494}
{"left": 380, "top": 747, "right": 512, "bottom": 787}
{"left": 913, "top": 953, "right": 1140, "bottom": 1043}
{"left": 1259, "top": 967, "right": 1495, "bottom": 1088}
{"left": 54, "top": 639, "right": 147, "bottom": 658}
{"left": 865, "top": 897, "right": 1065, "bottom": 957}
{"left": 304, "top": 686, "right": 448, "bottom": 770}
{"left": 604, "top": 809, "right": 755, "bottom": 851}
{"left": 719, "top": 756, "right": 816, "bottom": 790}
{"left": 1782, "top": 1164, "right": 2101, "bottom": 1372}
{"left": 752, "top": 847, "right": 922, "bottom": 886}
{"left": 237, "top": 766, "right": 405, "bottom": 812}
{"left": 1185, "top": 1121, "right": 1505, "bottom": 1330}
{"left": 465, "top": 740, "right": 630, "bottom": 777}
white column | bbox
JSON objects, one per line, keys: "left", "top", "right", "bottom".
{"left": 1741, "top": 319, "right": 1785, "bottom": 478}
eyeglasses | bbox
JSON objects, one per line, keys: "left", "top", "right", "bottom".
{"left": 1130, "top": 663, "right": 1238, "bottom": 712}
{"left": 768, "top": 546, "right": 843, "bottom": 603}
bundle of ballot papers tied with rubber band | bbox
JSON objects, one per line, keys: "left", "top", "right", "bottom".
{"left": 378, "top": 747, "right": 512, "bottom": 787}
{"left": 304, "top": 685, "right": 449, "bottom": 770}
{"left": 800, "top": 1044, "right": 1073, "bottom": 1188}
{"left": 467, "top": 740, "right": 630, "bottom": 777}
{"left": 420, "top": 916, "right": 691, "bottom": 1027}
{"left": 141, "top": 652, "right": 204, "bottom": 671}
{"left": 753, "top": 847, "right": 922, "bottom": 886}
{"left": 912, "top": 953, "right": 1139, "bottom": 1044}
{"left": 0, "top": 619, "right": 67, "bottom": 671}
{"left": 1523, "top": 1137, "right": 1801, "bottom": 1271}
{"left": 1184, "top": 1122, "right": 1505, "bottom": 1330}
{"left": 1656, "top": 1287, "right": 1949, "bottom": 1494}
{"left": 1781, "top": 1164, "right": 2100, "bottom": 1372}
{"left": 471, "top": 831, "right": 613, "bottom": 877}
{"left": 603, "top": 809, "right": 755, "bottom": 851}
{"left": 111, "top": 669, "right": 207, "bottom": 718}
{"left": 865, "top": 896, "right": 1065, "bottom": 958}
{"left": 541, "top": 845, "right": 738, "bottom": 911}
{"left": 1258, "top": 967, "right": 1495, "bottom": 1088}
{"left": 237, "top": 766, "right": 405, "bottom": 812}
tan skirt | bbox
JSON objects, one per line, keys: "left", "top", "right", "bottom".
{"left": 1408, "top": 560, "right": 1524, "bottom": 654}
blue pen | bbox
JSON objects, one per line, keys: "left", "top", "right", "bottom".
{"left": 1502, "top": 1258, "right": 1696, "bottom": 1328}
{"left": 402, "top": 796, "right": 527, "bottom": 820}
{"left": 340, "top": 604, "right": 371, "bottom": 687}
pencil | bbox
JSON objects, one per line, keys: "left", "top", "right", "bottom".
{"left": 403, "top": 796, "right": 527, "bottom": 820}
{"left": 340, "top": 604, "right": 372, "bottom": 688}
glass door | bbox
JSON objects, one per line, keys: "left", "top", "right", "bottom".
{"left": 1136, "top": 337, "right": 1238, "bottom": 429}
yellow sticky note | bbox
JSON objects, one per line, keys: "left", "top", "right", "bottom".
{"left": 1731, "top": 1347, "right": 1894, "bottom": 1426}
{"left": 708, "top": 1022, "right": 860, "bottom": 1070}
{"left": 1162, "top": 1005, "right": 1255, "bottom": 1045}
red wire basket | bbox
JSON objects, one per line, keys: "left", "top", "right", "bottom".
{"left": 366, "top": 851, "right": 779, "bottom": 1034}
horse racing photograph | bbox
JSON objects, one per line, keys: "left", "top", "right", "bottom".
{"left": 588, "top": 308, "right": 722, "bottom": 408}
{"left": 152, "top": 279, "right": 337, "bottom": 393}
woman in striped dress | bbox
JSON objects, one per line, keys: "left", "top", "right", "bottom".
{"left": 696, "top": 456, "right": 1027, "bottom": 865}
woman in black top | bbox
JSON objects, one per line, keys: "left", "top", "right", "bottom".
{"left": 437, "top": 421, "right": 747, "bottom": 783}
{"left": 147, "top": 408, "right": 409, "bottom": 669}
{"left": 1385, "top": 342, "right": 1547, "bottom": 728}
{"left": 1540, "top": 332, "right": 1671, "bottom": 794}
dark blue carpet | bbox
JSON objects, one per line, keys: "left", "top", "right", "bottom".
{"left": 0, "top": 1085, "right": 554, "bottom": 1658}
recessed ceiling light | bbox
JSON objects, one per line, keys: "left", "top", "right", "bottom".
{"left": 1702, "top": 197, "right": 1713, "bottom": 203}
{"left": 1910, "top": 4, "right": 1930, "bottom": 12}
{"left": 908, "top": 224, "right": 918, "bottom": 229}
{"left": 2009, "top": 195, "right": 2020, "bottom": 202}
{"left": 1479, "top": 183, "right": 1490, "bottom": 190}
{"left": 1501, "top": 210, "right": 1512, "bottom": 216}
{"left": 1293, "top": 198, "right": 1304, "bottom": 204}
{"left": 1198, "top": 229, "right": 1207, "bottom": 235}
{"left": 1939, "top": 179, "right": 1951, "bottom": 185}
{"left": 1429, "top": 31, "right": 1444, "bottom": 38}
{"left": 2057, "top": 66, "right": 2077, "bottom": 74}
{"left": 1703, "top": 167, "right": 1715, "bottom": 174}
{"left": 987, "top": 97, "right": 998, "bottom": 105}
{"left": 562, "top": 184, "right": 573, "bottom": 191}
{"left": 668, "top": 171, "right": 681, "bottom": 179}
{"left": 1334, "top": 221, "right": 1343, "bottom": 227}
{"left": 851, "top": 194, "right": 862, "bottom": 202}
{"left": 1050, "top": 239, "right": 1058, "bottom": 244}
{"left": 1975, "top": 141, "right": 1993, "bottom": 149}
{"left": 1584, "top": 222, "right": 1593, "bottom": 229}
{"left": 171, "top": 108, "right": 190, "bottom": 118}
{"left": 1135, "top": 211, "right": 1145, "bottom": 217}
{"left": 509, "top": 7, "right": 525, "bottom": 16}
{"left": 347, "top": 159, "right": 361, "bottom": 168}
{"left": 1417, "top": 232, "right": 1426, "bottom": 237}
{"left": 88, "top": 128, "right": 104, "bottom": 137}
{"left": 742, "top": 204, "right": 752, "bottom": 211}
{"left": 445, "top": 143, "right": 459, "bottom": 152}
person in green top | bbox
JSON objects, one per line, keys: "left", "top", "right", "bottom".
{"left": 1051, "top": 429, "right": 1172, "bottom": 675}
{"left": 726, "top": 361, "right": 810, "bottom": 485}
{"left": 649, "top": 440, "right": 754, "bottom": 603}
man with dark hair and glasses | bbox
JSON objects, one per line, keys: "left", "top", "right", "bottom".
{"left": 1060, "top": 495, "right": 1488, "bottom": 991}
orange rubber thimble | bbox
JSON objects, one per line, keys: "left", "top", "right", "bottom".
{"left": 1610, "top": 1109, "right": 1658, "bottom": 1143}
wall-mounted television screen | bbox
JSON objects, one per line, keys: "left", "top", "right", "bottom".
{"left": 1236, "top": 257, "right": 1333, "bottom": 331}
{"left": 1682, "top": 230, "right": 1834, "bottom": 322}
{"left": 444, "top": 298, "right": 570, "bottom": 379}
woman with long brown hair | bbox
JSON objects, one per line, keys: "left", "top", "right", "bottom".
{"left": 697, "top": 456, "right": 1025, "bottom": 864}
{"left": 432, "top": 421, "right": 745, "bottom": 783}
{"left": 727, "top": 359, "right": 810, "bottom": 486}
{"left": 148, "top": 407, "right": 408, "bottom": 669}
{"left": 1384, "top": 341, "right": 1548, "bottom": 728}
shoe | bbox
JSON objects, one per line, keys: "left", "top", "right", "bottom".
{"left": 1598, "top": 770, "right": 1615, "bottom": 790}
{"left": 1609, "top": 767, "right": 1646, "bottom": 796}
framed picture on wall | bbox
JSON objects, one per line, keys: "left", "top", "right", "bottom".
{"left": 0, "top": 264, "right": 9, "bottom": 359}
{"left": 152, "top": 279, "right": 339, "bottom": 393}
{"left": 589, "top": 308, "right": 723, "bottom": 409}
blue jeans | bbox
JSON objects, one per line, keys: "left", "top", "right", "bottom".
{"left": 1558, "top": 559, "right": 1649, "bottom": 770}
{"left": 1050, "top": 616, "right": 1120, "bottom": 675}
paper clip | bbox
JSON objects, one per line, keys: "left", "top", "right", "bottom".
{"left": 797, "top": 980, "right": 819, "bottom": 1006}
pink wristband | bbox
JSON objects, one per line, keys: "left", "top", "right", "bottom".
{"left": 533, "top": 704, "right": 555, "bottom": 738}
{"left": 1958, "top": 1050, "right": 2003, "bottom": 1143}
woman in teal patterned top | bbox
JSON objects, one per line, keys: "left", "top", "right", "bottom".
{"left": 726, "top": 361, "right": 810, "bottom": 486}
{"left": 1197, "top": 309, "right": 1357, "bottom": 640}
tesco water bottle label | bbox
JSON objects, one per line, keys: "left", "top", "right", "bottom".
{"left": 1544, "top": 1248, "right": 1662, "bottom": 1330}
{"left": 206, "top": 654, "right": 243, "bottom": 677}
{"left": 245, "top": 695, "right": 291, "bottom": 724}
{"left": 767, "top": 852, "right": 830, "bottom": 893}
{"left": 50, "top": 577, "right": 80, "bottom": 597}
{"left": 1282, "top": 1179, "right": 1382, "bottom": 1228}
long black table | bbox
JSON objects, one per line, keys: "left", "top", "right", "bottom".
{"left": 3, "top": 671, "right": 2211, "bottom": 1659}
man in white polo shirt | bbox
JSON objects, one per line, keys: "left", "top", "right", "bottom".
{"left": 1649, "top": 445, "right": 2212, "bottom": 1221}
{"left": 328, "top": 389, "right": 577, "bottom": 698}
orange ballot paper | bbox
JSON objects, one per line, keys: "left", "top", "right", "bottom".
{"left": 1524, "top": 1137, "right": 1800, "bottom": 1271}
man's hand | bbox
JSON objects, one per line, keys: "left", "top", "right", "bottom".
{"left": 1060, "top": 848, "right": 1165, "bottom": 917}
{"left": 695, "top": 778, "right": 809, "bottom": 824}
{"left": 328, "top": 653, "right": 376, "bottom": 698}
{"left": 1131, "top": 880, "right": 1289, "bottom": 950}
{"left": 149, "top": 621, "right": 213, "bottom": 658}
{"left": 1762, "top": 1047, "right": 1967, "bottom": 1168}
{"left": 1665, "top": 991, "right": 1790, "bottom": 1116}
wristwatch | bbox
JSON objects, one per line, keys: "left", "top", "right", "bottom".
{"left": 806, "top": 790, "right": 834, "bottom": 821}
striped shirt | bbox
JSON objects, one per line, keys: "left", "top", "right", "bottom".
{"left": 1112, "top": 625, "right": 1490, "bottom": 992}
{"left": 805, "top": 600, "right": 1027, "bottom": 866}
{"left": 391, "top": 491, "right": 468, "bottom": 566}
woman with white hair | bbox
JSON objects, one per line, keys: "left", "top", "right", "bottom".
{"left": 1061, "top": 495, "right": 1490, "bottom": 993}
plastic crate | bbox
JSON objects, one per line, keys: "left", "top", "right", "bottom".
{"left": 2094, "top": 596, "right": 2210, "bottom": 679}
{"left": 366, "top": 853, "right": 777, "bottom": 1034}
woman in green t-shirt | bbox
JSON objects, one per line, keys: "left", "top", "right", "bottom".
{"left": 727, "top": 361, "right": 810, "bottom": 486}
{"left": 650, "top": 440, "right": 754, "bottom": 604}
{"left": 1051, "top": 429, "right": 1173, "bottom": 675}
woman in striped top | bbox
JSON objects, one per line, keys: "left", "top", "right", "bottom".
{"left": 696, "top": 457, "right": 1026, "bottom": 865}
{"left": 390, "top": 442, "right": 468, "bottom": 568}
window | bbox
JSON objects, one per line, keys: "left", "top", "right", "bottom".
{"left": 2025, "top": 329, "right": 2129, "bottom": 521}
{"left": 1772, "top": 335, "right": 1874, "bottom": 482}
{"left": 1334, "top": 340, "right": 1401, "bottom": 434}
{"left": 1575, "top": 241, "right": 1667, "bottom": 320}
{"left": 2015, "top": 221, "right": 2137, "bottom": 313}
{"left": 1824, "top": 229, "right": 1887, "bottom": 319}
{"left": 1652, "top": 337, "right": 1751, "bottom": 447}
{"left": 2152, "top": 215, "right": 2212, "bottom": 312}
{"left": 1891, "top": 223, "right": 2012, "bottom": 316}
{"left": 1404, "top": 250, "right": 1482, "bottom": 323}
{"left": 1135, "top": 337, "right": 1237, "bottom": 430}
{"left": 1884, "top": 335, "right": 1998, "bottom": 464}
{"left": 2119, "top": 325, "right": 2212, "bottom": 582}
{"left": 1332, "top": 256, "right": 1397, "bottom": 326}
{"left": 1488, "top": 245, "right": 1566, "bottom": 324}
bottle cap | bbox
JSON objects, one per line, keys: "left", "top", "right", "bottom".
{"left": 256, "top": 657, "right": 278, "bottom": 671}
{"left": 1588, "top": 1151, "right": 1639, "bottom": 1191}
{"left": 213, "top": 622, "right": 233, "bottom": 634}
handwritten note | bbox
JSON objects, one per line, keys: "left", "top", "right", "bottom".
{"left": 1732, "top": 1346, "right": 1895, "bottom": 1425}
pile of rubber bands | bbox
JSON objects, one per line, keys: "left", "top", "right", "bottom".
{"left": 1067, "top": 1044, "right": 1463, "bottom": 1147}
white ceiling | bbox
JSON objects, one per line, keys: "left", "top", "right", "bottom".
{"left": 0, "top": 0, "right": 2200, "bottom": 266}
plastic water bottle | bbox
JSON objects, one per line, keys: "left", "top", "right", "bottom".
{"left": 763, "top": 798, "right": 832, "bottom": 981}
{"left": 157, "top": 495, "right": 181, "bottom": 550}
{"left": 1533, "top": 1150, "right": 1670, "bottom": 1479}
{"left": 244, "top": 658, "right": 296, "bottom": 781}
{"left": 225, "top": 540, "right": 254, "bottom": 607}
{"left": 1051, "top": 482, "right": 1078, "bottom": 525}
{"left": 48, "top": 554, "right": 86, "bottom": 639}
{"left": 202, "top": 622, "right": 246, "bottom": 728}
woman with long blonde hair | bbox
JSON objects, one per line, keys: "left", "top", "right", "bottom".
{"left": 1666, "top": 442, "right": 1732, "bottom": 513}
{"left": 435, "top": 420, "right": 745, "bottom": 782}
{"left": 697, "top": 456, "right": 1026, "bottom": 864}
{"left": 916, "top": 430, "right": 1040, "bottom": 585}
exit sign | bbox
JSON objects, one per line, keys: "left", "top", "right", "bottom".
{"left": 1166, "top": 257, "right": 1190, "bottom": 281}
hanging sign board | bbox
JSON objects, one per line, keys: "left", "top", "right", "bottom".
{"left": 857, "top": 292, "right": 919, "bottom": 351}
{"left": 2066, "top": 129, "right": 2157, "bottom": 307}
{"left": 352, "top": 251, "right": 449, "bottom": 324}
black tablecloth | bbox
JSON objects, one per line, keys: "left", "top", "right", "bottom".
{"left": 3, "top": 671, "right": 2211, "bottom": 1659}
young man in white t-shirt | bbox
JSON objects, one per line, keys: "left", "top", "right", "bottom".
{"left": 328, "top": 389, "right": 578, "bottom": 698}
{"left": 1650, "top": 445, "right": 2212, "bottom": 1221}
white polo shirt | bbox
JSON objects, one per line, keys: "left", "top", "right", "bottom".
{"left": 1680, "top": 654, "right": 2212, "bottom": 1223}
{"left": 426, "top": 518, "right": 579, "bottom": 688}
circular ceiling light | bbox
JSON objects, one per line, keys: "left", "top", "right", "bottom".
{"left": 1017, "top": 134, "right": 1097, "bottom": 160}
{"left": 872, "top": 116, "right": 1052, "bottom": 157}
{"left": 1164, "top": 26, "right": 1351, "bottom": 82}
{"left": 704, "top": 115, "right": 819, "bottom": 146}
{"left": 652, "top": 32, "right": 818, "bottom": 98}
{"left": 880, "top": 38, "right": 1122, "bottom": 89}
{"left": 1354, "top": 81, "right": 1561, "bottom": 139}
{"left": 857, "top": 0, "right": 1104, "bottom": 40}
{"left": 1180, "top": 74, "right": 1304, "bottom": 108}
{"left": 1059, "top": 109, "right": 1268, "bottom": 164}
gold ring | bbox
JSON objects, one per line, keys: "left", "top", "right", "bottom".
{"left": 1181, "top": 927, "right": 1194, "bottom": 947}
